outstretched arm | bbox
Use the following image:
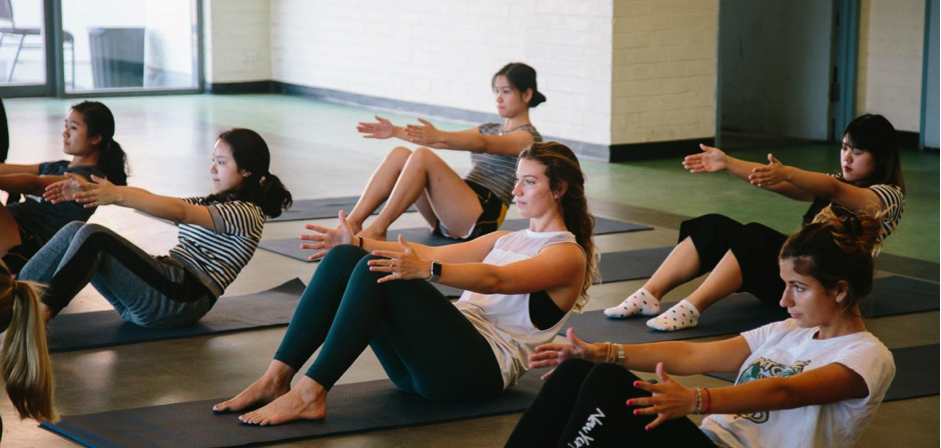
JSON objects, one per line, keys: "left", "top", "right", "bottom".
{"left": 0, "top": 174, "right": 67, "bottom": 196}
{"left": 749, "top": 154, "right": 887, "bottom": 212}
{"left": 404, "top": 120, "right": 535, "bottom": 156}
{"left": 685, "top": 145, "right": 815, "bottom": 201}
{"left": 45, "top": 174, "right": 215, "bottom": 229}
{"left": 0, "top": 163, "right": 41, "bottom": 176}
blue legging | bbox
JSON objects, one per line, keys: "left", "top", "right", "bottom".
{"left": 274, "top": 245, "right": 504, "bottom": 402}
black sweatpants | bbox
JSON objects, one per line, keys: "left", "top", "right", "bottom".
{"left": 680, "top": 214, "right": 790, "bottom": 305}
{"left": 505, "top": 359, "right": 716, "bottom": 448}
{"left": 274, "top": 244, "right": 505, "bottom": 402}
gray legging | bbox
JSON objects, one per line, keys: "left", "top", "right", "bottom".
{"left": 274, "top": 244, "right": 505, "bottom": 402}
{"left": 19, "top": 222, "right": 215, "bottom": 328}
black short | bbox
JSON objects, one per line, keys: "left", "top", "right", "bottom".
{"left": 433, "top": 180, "right": 508, "bottom": 241}
{"left": 679, "top": 214, "right": 789, "bottom": 305}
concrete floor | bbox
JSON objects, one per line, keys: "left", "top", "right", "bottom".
{"left": 1, "top": 94, "right": 937, "bottom": 447}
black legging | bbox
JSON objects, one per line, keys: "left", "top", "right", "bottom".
{"left": 680, "top": 214, "right": 789, "bottom": 304}
{"left": 274, "top": 244, "right": 504, "bottom": 402}
{"left": 505, "top": 359, "right": 717, "bottom": 448}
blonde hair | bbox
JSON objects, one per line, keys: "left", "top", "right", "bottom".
{"left": 0, "top": 261, "right": 57, "bottom": 422}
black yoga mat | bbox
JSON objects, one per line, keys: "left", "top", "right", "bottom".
{"left": 269, "top": 197, "right": 416, "bottom": 223}
{"left": 41, "top": 374, "right": 545, "bottom": 448}
{"left": 705, "top": 344, "right": 939, "bottom": 402}
{"left": 564, "top": 276, "right": 939, "bottom": 344}
{"left": 47, "top": 278, "right": 307, "bottom": 353}
{"left": 258, "top": 219, "right": 656, "bottom": 262}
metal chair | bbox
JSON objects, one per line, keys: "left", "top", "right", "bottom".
{"left": 0, "top": 0, "right": 75, "bottom": 88}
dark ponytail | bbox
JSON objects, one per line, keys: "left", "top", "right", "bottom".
{"left": 493, "top": 62, "right": 547, "bottom": 108}
{"left": 520, "top": 142, "right": 597, "bottom": 311}
{"left": 70, "top": 101, "right": 128, "bottom": 186}
{"left": 780, "top": 206, "right": 884, "bottom": 314}
{"left": 206, "top": 128, "right": 292, "bottom": 218}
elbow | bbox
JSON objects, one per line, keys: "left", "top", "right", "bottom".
{"left": 770, "top": 378, "right": 803, "bottom": 410}
{"left": 478, "top": 273, "right": 505, "bottom": 295}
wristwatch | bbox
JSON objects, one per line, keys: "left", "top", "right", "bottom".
{"left": 427, "top": 260, "right": 442, "bottom": 282}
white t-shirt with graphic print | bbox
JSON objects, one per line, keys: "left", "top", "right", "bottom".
{"left": 699, "top": 319, "right": 895, "bottom": 448}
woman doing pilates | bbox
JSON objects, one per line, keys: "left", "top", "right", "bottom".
{"left": 213, "top": 141, "right": 597, "bottom": 426}
{"left": 19, "top": 129, "right": 291, "bottom": 328}
{"left": 506, "top": 207, "right": 895, "bottom": 448}
{"left": 0, "top": 101, "right": 128, "bottom": 274}
{"left": 348, "top": 62, "right": 545, "bottom": 241}
{"left": 605, "top": 114, "right": 905, "bottom": 332}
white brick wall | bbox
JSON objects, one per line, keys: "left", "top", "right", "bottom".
{"left": 857, "top": 0, "right": 925, "bottom": 132}
{"left": 611, "top": 0, "right": 718, "bottom": 145}
{"left": 203, "top": 0, "right": 272, "bottom": 83}
{"left": 268, "top": 0, "right": 614, "bottom": 146}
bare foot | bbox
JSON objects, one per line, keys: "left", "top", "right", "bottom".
{"left": 357, "top": 225, "right": 387, "bottom": 242}
{"left": 213, "top": 362, "right": 293, "bottom": 413}
{"left": 239, "top": 376, "right": 327, "bottom": 426}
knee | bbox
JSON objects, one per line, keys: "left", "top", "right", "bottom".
{"left": 319, "top": 245, "right": 369, "bottom": 273}
{"left": 409, "top": 146, "right": 436, "bottom": 163}
{"left": 387, "top": 146, "right": 412, "bottom": 163}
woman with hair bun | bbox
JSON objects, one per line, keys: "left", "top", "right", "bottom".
{"left": 509, "top": 207, "right": 894, "bottom": 448}
{"left": 214, "top": 142, "right": 597, "bottom": 427}
{"left": 606, "top": 114, "right": 905, "bottom": 332}
{"left": 0, "top": 101, "right": 129, "bottom": 273}
{"left": 348, "top": 62, "right": 546, "bottom": 242}
{"left": 19, "top": 129, "right": 292, "bottom": 329}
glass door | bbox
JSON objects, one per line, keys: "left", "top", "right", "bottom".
{"left": 0, "top": 0, "right": 55, "bottom": 97}
{"left": 61, "top": 0, "right": 201, "bottom": 94}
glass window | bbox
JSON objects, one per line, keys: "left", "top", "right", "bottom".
{"left": 61, "top": 0, "right": 198, "bottom": 93}
{"left": 0, "top": 0, "right": 47, "bottom": 86}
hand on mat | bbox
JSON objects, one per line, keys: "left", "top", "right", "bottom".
{"left": 64, "top": 174, "right": 119, "bottom": 208}
{"left": 357, "top": 115, "right": 395, "bottom": 139}
{"left": 628, "top": 362, "right": 696, "bottom": 430}
{"left": 683, "top": 144, "right": 727, "bottom": 173}
{"left": 748, "top": 154, "right": 790, "bottom": 187}
{"left": 368, "top": 235, "right": 428, "bottom": 282}
{"left": 528, "top": 328, "right": 602, "bottom": 380}
{"left": 403, "top": 119, "right": 442, "bottom": 145}
{"left": 43, "top": 172, "right": 89, "bottom": 203}
{"left": 301, "top": 210, "right": 354, "bottom": 261}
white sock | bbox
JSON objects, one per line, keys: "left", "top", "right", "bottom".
{"left": 646, "top": 299, "right": 701, "bottom": 332}
{"left": 604, "top": 288, "right": 660, "bottom": 318}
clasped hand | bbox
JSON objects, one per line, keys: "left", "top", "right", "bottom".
{"left": 529, "top": 328, "right": 697, "bottom": 430}
{"left": 43, "top": 173, "right": 116, "bottom": 207}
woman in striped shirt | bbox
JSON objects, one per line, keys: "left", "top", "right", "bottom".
{"left": 348, "top": 62, "right": 545, "bottom": 242}
{"left": 605, "top": 114, "right": 905, "bottom": 332}
{"left": 20, "top": 129, "right": 292, "bottom": 328}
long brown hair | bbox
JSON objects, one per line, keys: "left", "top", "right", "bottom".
{"left": 520, "top": 142, "right": 598, "bottom": 311}
{"left": 0, "top": 260, "right": 56, "bottom": 422}
{"left": 780, "top": 206, "right": 883, "bottom": 313}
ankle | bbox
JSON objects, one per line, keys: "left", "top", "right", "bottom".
{"left": 640, "top": 284, "right": 663, "bottom": 301}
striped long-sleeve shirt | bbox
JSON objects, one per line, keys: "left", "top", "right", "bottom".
{"left": 168, "top": 197, "right": 265, "bottom": 294}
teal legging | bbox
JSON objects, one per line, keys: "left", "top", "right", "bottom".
{"left": 274, "top": 245, "right": 505, "bottom": 402}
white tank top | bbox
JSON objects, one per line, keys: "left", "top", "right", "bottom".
{"left": 453, "top": 229, "right": 580, "bottom": 389}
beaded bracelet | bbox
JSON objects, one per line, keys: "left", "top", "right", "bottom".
{"left": 693, "top": 387, "right": 704, "bottom": 414}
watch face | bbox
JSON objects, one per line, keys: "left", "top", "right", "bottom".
{"left": 432, "top": 261, "right": 443, "bottom": 276}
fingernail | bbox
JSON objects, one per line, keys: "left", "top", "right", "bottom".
{"left": 633, "top": 381, "right": 640, "bottom": 387}
{"left": 626, "top": 400, "right": 633, "bottom": 406}
{"left": 633, "top": 410, "right": 640, "bottom": 415}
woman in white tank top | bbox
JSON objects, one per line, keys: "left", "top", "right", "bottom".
{"left": 214, "top": 142, "right": 599, "bottom": 427}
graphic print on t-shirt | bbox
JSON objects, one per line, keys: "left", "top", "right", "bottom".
{"left": 733, "top": 357, "right": 811, "bottom": 423}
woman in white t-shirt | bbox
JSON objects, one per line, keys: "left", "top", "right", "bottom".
{"left": 213, "top": 142, "right": 597, "bottom": 427}
{"left": 606, "top": 114, "right": 905, "bottom": 333}
{"left": 508, "top": 207, "right": 895, "bottom": 448}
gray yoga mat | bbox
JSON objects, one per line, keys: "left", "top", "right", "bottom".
{"left": 41, "top": 374, "right": 545, "bottom": 448}
{"left": 705, "top": 344, "right": 939, "bottom": 402}
{"left": 269, "top": 197, "right": 416, "bottom": 223}
{"left": 47, "top": 278, "right": 307, "bottom": 353}
{"left": 565, "top": 275, "right": 938, "bottom": 344}
{"left": 258, "top": 219, "right": 657, "bottom": 262}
